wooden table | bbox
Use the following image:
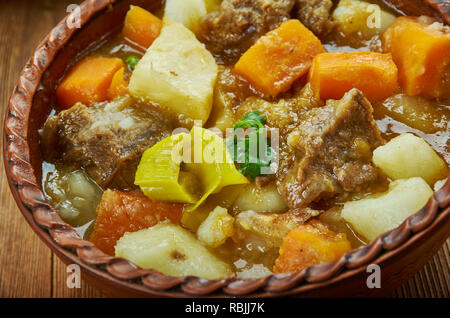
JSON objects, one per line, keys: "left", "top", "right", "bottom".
{"left": 0, "top": 0, "right": 448, "bottom": 298}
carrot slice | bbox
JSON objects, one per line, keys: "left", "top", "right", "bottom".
{"left": 56, "top": 56, "right": 124, "bottom": 109}
{"left": 274, "top": 220, "right": 351, "bottom": 274}
{"left": 234, "top": 19, "right": 326, "bottom": 97}
{"left": 90, "top": 190, "right": 184, "bottom": 255}
{"left": 107, "top": 67, "right": 128, "bottom": 101}
{"left": 308, "top": 51, "right": 398, "bottom": 101}
{"left": 123, "top": 5, "right": 162, "bottom": 49}
{"left": 382, "top": 16, "right": 450, "bottom": 98}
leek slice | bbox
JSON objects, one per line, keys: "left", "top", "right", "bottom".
{"left": 135, "top": 127, "right": 248, "bottom": 210}
{"left": 135, "top": 133, "right": 199, "bottom": 203}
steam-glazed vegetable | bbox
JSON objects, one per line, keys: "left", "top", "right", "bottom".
{"left": 372, "top": 133, "right": 448, "bottom": 185}
{"left": 274, "top": 220, "right": 351, "bottom": 273}
{"left": 382, "top": 16, "right": 450, "bottom": 98}
{"left": 115, "top": 223, "right": 232, "bottom": 279}
{"left": 41, "top": 2, "right": 449, "bottom": 280}
{"left": 135, "top": 127, "right": 248, "bottom": 209}
{"left": 129, "top": 18, "right": 218, "bottom": 123}
{"left": 44, "top": 169, "right": 103, "bottom": 227}
{"left": 56, "top": 57, "right": 124, "bottom": 109}
{"left": 123, "top": 5, "right": 162, "bottom": 49}
{"left": 164, "top": 0, "right": 219, "bottom": 34}
{"left": 308, "top": 52, "right": 398, "bottom": 101}
{"left": 332, "top": 0, "right": 396, "bottom": 39}
{"left": 197, "top": 206, "right": 234, "bottom": 247}
{"left": 234, "top": 19, "right": 325, "bottom": 96}
{"left": 342, "top": 178, "right": 434, "bottom": 241}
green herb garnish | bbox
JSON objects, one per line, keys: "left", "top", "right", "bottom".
{"left": 125, "top": 55, "right": 141, "bottom": 70}
{"left": 226, "top": 111, "right": 274, "bottom": 179}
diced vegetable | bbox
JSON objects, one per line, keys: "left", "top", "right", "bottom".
{"left": 273, "top": 220, "right": 351, "bottom": 273}
{"left": 233, "top": 182, "right": 288, "bottom": 214}
{"left": 135, "top": 133, "right": 200, "bottom": 203}
{"left": 234, "top": 19, "right": 325, "bottom": 97}
{"left": 56, "top": 56, "right": 124, "bottom": 109}
{"left": 308, "top": 51, "right": 398, "bottom": 101}
{"left": 375, "top": 94, "right": 450, "bottom": 134}
{"left": 129, "top": 19, "right": 218, "bottom": 123}
{"left": 181, "top": 184, "right": 244, "bottom": 231}
{"left": 106, "top": 67, "right": 128, "bottom": 101}
{"left": 341, "top": 177, "right": 433, "bottom": 241}
{"left": 125, "top": 55, "right": 141, "bottom": 70}
{"left": 164, "top": 0, "right": 215, "bottom": 34}
{"left": 115, "top": 223, "right": 232, "bottom": 279}
{"left": 122, "top": 5, "right": 162, "bottom": 49}
{"left": 135, "top": 127, "right": 248, "bottom": 209}
{"left": 372, "top": 133, "right": 448, "bottom": 185}
{"left": 382, "top": 16, "right": 450, "bottom": 98}
{"left": 90, "top": 190, "right": 184, "bottom": 255}
{"left": 184, "top": 127, "right": 249, "bottom": 211}
{"left": 332, "top": 0, "right": 396, "bottom": 39}
{"left": 197, "top": 206, "right": 234, "bottom": 247}
{"left": 45, "top": 169, "right": 102, "bottom": 227}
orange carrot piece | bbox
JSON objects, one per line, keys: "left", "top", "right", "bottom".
{"left": 123, "top": 5, "right": 162, "bottom": 49}
{"left": 233, "top": 19, "right": 326, "bottom": 97}
{"left": 107, "top": 67, "right": 128, "bottom": 101}
{"left": 382, "top": 16, "right": 450, "bottom": 98}
{"left": 90, "top": 190, "right": 184, "bottom": 255}
{"left": 274, "top": 220, "right": 351, "bottom": 274}
{"left": 56, "top": 56, "right": 124, "bottom": 109}
{"left": 308, "top": 51, "right": 398, "bottom": 101}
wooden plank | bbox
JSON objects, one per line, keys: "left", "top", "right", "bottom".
{"left": 0, "top": 0, "right": 448, "bottom": 298}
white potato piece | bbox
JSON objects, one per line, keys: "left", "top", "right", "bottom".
{"left": 372, "top": 133, "right": 448, "bottom": 185}
{"left": 115, "top": 223, "right": 232, "bottom": 280}
{"left": 233, "top": 182, "right": 289, "bottom": 214}
{"left": 332, "top": 0, "right": 396, "bottom": 38}
{"left": 342, "top": 178, "right": 433, "bottom": 241}
{"left": 197, "top": 206, "right": 234, "bottom": 247}
{"left": 129, "top": 19, "right": 218, "bottom": 124}
{"left": 164, "top": 0, "right": 218, "bottom": 34}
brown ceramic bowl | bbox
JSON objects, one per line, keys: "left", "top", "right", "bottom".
{"left": 3, "top": 0, "right": 450, "bottom": 297}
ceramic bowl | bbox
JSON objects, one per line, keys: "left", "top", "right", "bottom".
{"left": 3, "top": 0, "right": 450, "bottom": 297}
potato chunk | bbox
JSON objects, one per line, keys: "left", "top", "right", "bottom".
{"left": 164, "top": 0, "right": 218, "bottom": 34}
{"left": 373, "top": 133, "right": 448, "bottom": 185}
{"left": 332, "top": 0, "right": 396, "bottom": 39}
{"left": 197, "top": 206, "right": 234, "bottom": 247}
{"left": 233, "top": 182, "right": 289, "bottom": 214}
{"left": 341, "top": 178, "right": 433, "bottom": 241}
{"left": 129, "top": 19, "right": 218, "bottom": 123}
{"left": 115, "top": 223, "right": 232, "bottom": 279}
{"left": 274, "top": 220, "right": 351, "bottom": 273}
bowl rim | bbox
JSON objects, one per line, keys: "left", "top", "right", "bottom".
{"left": 3, "top": 0, "right": 450, "bottom": 297}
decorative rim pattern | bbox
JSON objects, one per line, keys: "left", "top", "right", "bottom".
{"left": 3, "top": 0, "right": 450, "bottom": 297}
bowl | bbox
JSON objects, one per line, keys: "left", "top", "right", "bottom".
{"left": 3, "top": 0, "right": 450, "bottom": 297}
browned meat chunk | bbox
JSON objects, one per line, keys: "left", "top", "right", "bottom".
{"left": 41, "top": 97, "right": 172, "bottom": 189}
{"left": 294, "top": 0, "right": 337, "bottom": 37}
{"left": 198, "top": 0, "right": 295, "bottom": 65}
{"left": 278, "top": 89, "right": 384, "bottom": 211}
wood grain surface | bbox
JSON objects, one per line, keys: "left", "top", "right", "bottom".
{"left": 0, "top": 0, "right": 448, "bottom": 298}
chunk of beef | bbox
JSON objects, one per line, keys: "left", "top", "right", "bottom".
{"left": 41, "top": 97, "right": 172, "bottom": 189}
{"left": 198, "top": 0, "right": 295, "bottom": 65}
{"left": 294, "top": 0, "right": 337, "bottom": 37}
{"left": 278, "top": 89, "right": 384, "bottom": 211}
